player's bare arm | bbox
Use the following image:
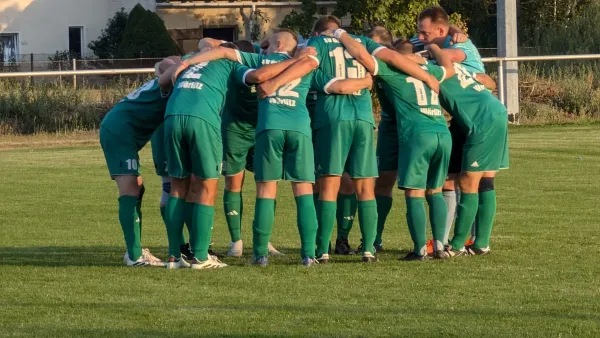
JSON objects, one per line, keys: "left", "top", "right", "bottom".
{"left": 325, "top": 29, "right": 440, "bottom": 93}
{"left": 426, "top": 44, "right": 456, "bottom": 79}
{"left": 245, "top": 47, "right": 317, "bottom": 84}
{"left": 475, "top": 73, "right": 497, "bottom": 91}
{"left": 171, "top": 47, "right": 241, "bottom": 83}
{"left": 257, "top": 57, "right": 319, "bottom": 99}
{"left": 448, "top": 25, "right": 468, "bottom": 44}
{"left": 326, "top": 74, "right": 374, "bottom": 95}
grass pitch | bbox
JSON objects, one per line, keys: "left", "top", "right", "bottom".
{"left": 0, "top": 126, "right": 599, "bottom": 337}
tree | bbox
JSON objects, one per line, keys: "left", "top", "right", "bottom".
{"left": 88, "top": 8, "right": 129, "bottom": 59}
{"left": 279, "top": 0, "right": 319, "bottom": 39}
{"left": 117, "top": 4, "right": 179, "bottom": 58}
{"left": 333, "top": 0, "right": 440, "bottom": 39}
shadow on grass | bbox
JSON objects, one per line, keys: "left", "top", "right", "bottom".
{"left": 0, "top": 245, "right": 413, "bottom": 268}
{"left": 0, "top": 246, "right": 134, "bottom": 267}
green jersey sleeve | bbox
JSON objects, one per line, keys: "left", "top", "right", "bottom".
{"left": 237, "top": 51, "right": 262, "bottom": 68}
{"left": 307, "top": 37, "right": 325, "bottom": 67}
{"left": 359, "top": 35, "right": 386, "bottom": 55}
{"left": 253, "top": 43, "right": 262, "bottom": 54}
{"left": 233, "top": 63, "right": 254, "bottom": 86}
{"left": 311, "top": 69, "right": 336, "bottom": 94}
{"left": 375, "top": 58, "right": 395, "bottom": 78}
{"left": 424, "top": 62, "right": 447, "bottom": 82}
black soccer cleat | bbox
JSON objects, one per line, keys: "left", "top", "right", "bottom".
{"left": 400, "top": 252, "right": 430, "bottom": 261}
{"left": 180, "top": 243, "right": 193, "bottom": 261}
{"left": 334, "top": 238, "right": 354, "bottom": 255}
{"left": 466, "top": 245, "right": 490, "bottom": 256}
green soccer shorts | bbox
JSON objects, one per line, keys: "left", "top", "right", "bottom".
{"left": 222, "top": 127, "right": 256, "bottom": 176}
{"left": 164, "top": 115, "right": 222, "bottom": 180}
{"left": 314, "top": 120, "right": 378, "bottom": 179}
{"left": 254, "top": 129, "right": 315, "bottom": 183}
{"left": 448, "top": 120, "right": 466, "bottom": 175}
{"left": 462, "top": 112, "right": 509, "bottom": 172}
{"left": 99, "top": 127, "right": 141, "bottom": 177}
{"left": 397, "top": 132, "right": 452, "bottom": 190}
{"left": 376, "top": 119, "right": 399, "bottom": 172}
{"left": 151, "top": 124, "right": 168, "bottom": 177}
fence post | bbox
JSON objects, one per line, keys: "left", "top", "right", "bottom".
{"left": 58, "top": 61, "right": 62, "bottom": 87}
{"left": 73, "top": 58, "right": 77, "bottom": 89}
{"left": 30, "top": 53, "right": 34, "bottom": 85}
{"left": 498, "top": 60, "right": 505, "bottom": 106}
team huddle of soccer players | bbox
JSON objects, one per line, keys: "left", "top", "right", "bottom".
{"left": 99, "top": 6, "right": 509, "bottom": 269}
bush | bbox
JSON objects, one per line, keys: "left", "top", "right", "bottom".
{"left": 117, "top": 4, "right": 179, "bottom": 58}
{"left": 88, "top": 8, "right": 129, "bottom": 59}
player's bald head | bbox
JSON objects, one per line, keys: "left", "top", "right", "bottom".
{"left": 154, "top": 57, "right": 179, "bottom": 76}
{"left": 368, "top": 26, "right": 393, "bottom": 45}
{"left": 268, "top": 28, "right": 298, "bottom": 55}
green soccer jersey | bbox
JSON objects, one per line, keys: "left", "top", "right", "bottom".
{"left": 235, "top": 53, "right": 333, "bottom": 137}
{"left": 375, "top": 59, "right": 448, "bottom": 139}
{"left": 101, "top": 78, "right": 169, "bottom": 149}
{"left": 374, "top": 78, "right": 396, "bottom": 125}
{"left": 165, "top": 50, "right": 256, "bottom": 131}
{"left": 221, "top": 53, "right": 263, "bottom": 133}
{"left": 439, "top": 63, "right": 506, "bottom": 134}
{"left": 307, "top": 35, "right": 385, "bottom": 130}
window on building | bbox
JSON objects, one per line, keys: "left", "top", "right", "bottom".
{"left": 202, "top": 27, "right": 235, "bottom": 43}
{"left": 0, "top": 33, "right": 19, "bottom": 63}
{"left": 69, "top": 26, "right": 83, "bottom": 58}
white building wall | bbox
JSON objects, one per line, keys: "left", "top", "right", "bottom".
{"left": 0, "top": 0, "right": 155, "bottom": 57}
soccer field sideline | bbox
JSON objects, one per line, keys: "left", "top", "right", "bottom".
{"left": 0, "top": 125, "right": 599, "bottom": 337}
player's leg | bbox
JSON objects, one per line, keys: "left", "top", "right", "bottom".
{"left": 443, "top": 121, "right": 465, "bottom": 245}
{"left": 469, "top": 114, "right": 509, "bottom": 254}
{"left": 100, "top": 127, "right": 158, "bottom": 266}
{"left": 425, "top": 132, "right": 452, "bottom": 259}
{"left": 314, "top": 122, "right": 351, "bottom": 263}
{"left": 286, "top": 131, "right": 318, "bottom": 266}
{"left": 347, "top": 120, "right": 379, "bottom": 262}
{"left": 397, "top": 132, "right": 440, "bottom": 261}
{"left": 186, "top": 117, "right": 226, "bottom": 269}
{"left": 163, "top": 115, "right": 193, "bottom": 268}
{"left": 251, "top": 130, "right": 284, "bottom": 266}
{"left": 222, "top": 128, "right": 252, "bottom": 256}
{"left": 335, "top": 173, "right": 356, "bottom": 255}
{"left": 373, "top": 121, "right": 399, "bottom": 252}
{"left": 151, "top": 128, "right": 191, "bottom": 259}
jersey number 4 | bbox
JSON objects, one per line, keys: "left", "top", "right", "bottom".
{"left": 329, "top": 47, "right": 366, "bottom": 96}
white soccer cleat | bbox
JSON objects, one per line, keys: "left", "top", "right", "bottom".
{"left": 165, "top": 256, "right": 191, "bottom": 269}
{"left": 191, "top": 255, "right": 228, "bottom": 270}
{"left": 141, "top": 248, "right": 165, "bottom": 267}
{"left": 124, "top": 254, "right": 151, "bottom": 267}
{"left": 227, "top": 240, "right": 243, "bottom": 257}
{"left": 268, "top": 242, "right": 285, "bottom": 256}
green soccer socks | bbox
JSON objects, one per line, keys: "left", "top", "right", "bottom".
{"left": 252, "top": 198, "right": 276, "bottom": 258}
{"left": 336, "top": 193, "right": 357, "bottom": 240}
{"left": 190, "top": 203, "right": 215, "bottom": 261}
{"left": 374, "top": 195, "right": 393, "bottom": 246}
{"left": 316, "top": 200, "right": 336, "bottom": 257}
{"left": 450, "top": 193, "right": 479, "bottom": 250}
{"left": 295, "top": 194, "right": 318, "bottom": 259}
{"left": 357, "top": 200, "right": 378, "bottom": 255}
{"left": 224, "top": 190, "right": 243, "bottom": 242}
{"left": 474, "top": 190, "right": 497, "bottom": 249}
{"left": 405, "top": 196, "right": 427, "bottom": 256}
{"left": 118, "top": 195, "right": 142, "bottom": 261}
{"left": 426, "top": 193, "right": 448, "bottom": 252}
